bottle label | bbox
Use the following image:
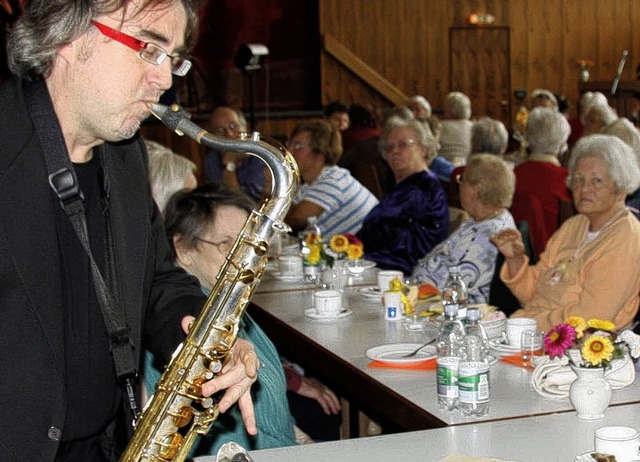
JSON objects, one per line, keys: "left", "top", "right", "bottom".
{"left": 437, "top": 357, "right": 460, "bottom": 398}
{"left": 383, "top": 291, "right": 402, "bottom": 320}
{"left": 458, "top": 362, "right": 490, "bottom": 404}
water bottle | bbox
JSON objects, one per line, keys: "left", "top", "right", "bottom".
{"left": 442, "top": 266, "right": 468, "bottom": 318}
{"left": 464, "top": 307, "right": 490, "bottom": 361}
{"left": 436, "top": 303, "right": 465, "bottom": 410}
{"left": 458, "top": 308, "right": 491, "bottom": 416}
{"left": 300, "top": 216, "right": 322, "bottom": 282}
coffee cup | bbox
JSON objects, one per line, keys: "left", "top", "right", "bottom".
{"left": 377, "top": 270, "right": 403, "bottom": 293}
{"left": 279, "top": 255, "right": 303, "bottom": 277}
{"left": 504, "top": 318, "right": 537, "bottom": 348}
{"left": 595, "top": 426, "right": 640, "bottom": 462}
{"left": 313, "top": 290, "right": 342, "bottom": 317}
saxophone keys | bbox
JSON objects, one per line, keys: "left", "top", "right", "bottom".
{"left": 169, "top": 406, "right": 194, "bottom": 428}
{"left": 158, "top": 432, "right": 184, "bottom": 461}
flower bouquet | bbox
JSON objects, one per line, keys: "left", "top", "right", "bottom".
{"left": 544, "top": 317, "right": 639, "bottom": 368}
{"left": 303, "top": 233, "right": 363, "bottom": 268}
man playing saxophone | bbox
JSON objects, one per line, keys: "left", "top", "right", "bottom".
{"left": 0, "top": 1, "right": 259, "bottom": 460}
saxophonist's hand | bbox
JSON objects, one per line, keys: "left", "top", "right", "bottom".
{"left": 181, "top": 316, "right": 259, "bottom": 435}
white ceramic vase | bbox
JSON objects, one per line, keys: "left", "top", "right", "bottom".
{"left": 580, "top": 67, "right": 590, "bottom": 82}
{"left": 321, "top": 261, "right": 349, "bottom": 290}
{"left": 569, "top": 365, "right": 612, "bottom": 420}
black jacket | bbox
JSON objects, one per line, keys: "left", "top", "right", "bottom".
{"left": 0, "top": 77, "right": 206, "bottom": 461}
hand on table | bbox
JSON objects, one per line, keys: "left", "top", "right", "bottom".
{"left": 296, "top": 377, "right": 341, "bottom": 415}
{"left": 181, "top": 316, "right": 259, "bottom": 435}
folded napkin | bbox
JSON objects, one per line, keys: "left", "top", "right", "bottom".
{"left": 368, "top": 358, "right": 437, "bottom": 371}
{"left": 532, "top": 354, "right": 636, "bottom": 399}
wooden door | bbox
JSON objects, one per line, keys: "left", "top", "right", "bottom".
{"left": 450, "top": 26, "right": 511, "bottom": 128}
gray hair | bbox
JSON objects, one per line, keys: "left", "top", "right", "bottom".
{"left": 406, "top": 95, "right": 432, "bottom": 118}
{"left": 585, "top": 104, "right": 618, "bottom": 129}
{"left": 531, "top": 88, "right": 559, "bottom": 110}
{"left": 146, "top": 139, "right": 197, "bottom": 213}
{"left": 601, "top": 117, "right": 640, "bottom": 168}
{"left": 8, "top": 0, "right": 198, "bottom": 80}
{"left": 379, "top": 116, "right": 437, "bottom": 164}
{"left": 580, "top": 91, "right": 609, "bottom": 123}
{"left": 471, "top": 117, "right": 508, "bottom": 155}
{"left": 444, "top": 91, "right": 472, "bottom": 120}
{"left": 525, "top": 107, "right": 571, "bottom": 155}
{"left": 464, "top": 154, "right": 515, "bottom": 209}
{"left": 567, "top": 134, "right": 640, "bottom": 194}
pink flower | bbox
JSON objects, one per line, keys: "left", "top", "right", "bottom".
{"left": 544, "top": 323, "right": 577, "bottom": 357}
{"left": 344, "top": 233, "right": 362, "bottom": 246}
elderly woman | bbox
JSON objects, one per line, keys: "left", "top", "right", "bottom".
{"left": 492, "top": 135, "right": 640, "bottom": 331}
{"left": 512, "top": 107, "right": 573, "bottom": 256}
{"left": 439, "top": 91, "right": 474, "bottom": 166}
{"left": 471, "top": 117, "right": 509, "bottom": 156}
{"left": 412, "top": 155, "right": 516, "bottom": 303}
{"left": 145, "top": 184, "right": 342, "bottom": 453}
{"left": 285, "top": 120, "right": 378, "bottom": 236}
{"left": 356, "top": 117, "right": 449, "bottom": 275}
{"left": 582, "top": 103, "right": 618, "bottom": 136}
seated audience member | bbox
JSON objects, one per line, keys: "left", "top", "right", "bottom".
{"left": 145, "top": 185, "right": 342, "bottom": 453}
{"left": 567, "top": 91, "right": 609, "bottom": 151}
{"left": 601, "top": 117, "right": 640, "bottom": 217}
{"left": 357, "top": 117, "right": 449, "bottom": 275}
{"left": 412, "top": 155, "right": 515, "bottom": 303}
{"left": 145, "top": 139, "right": 198, "bottom": 212}
{"left": 530, "top": 88, "right": 559, "bottom": 111}
{"left": 202, "top": 106, "right": 268, "bottom": 201}
{"left": 582, "top": 102, "right": 618, "bottom": 137}
{"left": 492, "top": 135, "right": 640, "bottom": 331}
{"left": 512, "top": 107, "right": 573, "bottom": 256}
{"left": 286, "top": 120, "right": 378, "bottom": 235}
{"left": 439, "top": 91, "right": 474, "bottom": 166}
{"left": 407, "top": 95, "right": 432, "bottom": 122}
{"left": 341, "top": 103, "right": 380, "bottom": 152}
{"left": 324, "top": 100, "right": 350, "bottom": 132}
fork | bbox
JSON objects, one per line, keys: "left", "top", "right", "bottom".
{"left": 399, "top": 337, "right": 437, "bottom": 358}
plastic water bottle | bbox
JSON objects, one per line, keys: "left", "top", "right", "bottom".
{"left": 464, "top": 307, "right": 490, "bottom": 362}
{"left": 458, "top": 309, "right": 491, "bottom": 416}
{"left": 442, "top": 266, "right": 468, "bottom": 318}
{"left": 300, "top": 217, "right": 322, "bottom": 282}
{"left": 436, "top": 303, "right": 465, "bottom": 410}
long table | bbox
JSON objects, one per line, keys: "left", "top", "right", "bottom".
{"left": 195, "top": 403, "right": 640, "bottom": 461}
{"left": 248, "top": 283, "right": 640, "bottom": 433}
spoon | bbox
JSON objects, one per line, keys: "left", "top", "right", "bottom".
{"left": 399, "top": 337, "right": 437, "bottom": 358}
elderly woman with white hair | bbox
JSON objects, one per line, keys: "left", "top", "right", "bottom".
{"left": 511, "top": 107, "right": 573, "bottom": 256}
{"left": 582, "top": 102, "right": 618, "bottom": 136}
{"left": 492, "top": 134, "right": 640, "bottom": 331}
{"left": 471, "top": 117, "right": 509, "bottom": 156}
{"left": 357, "top": 117, "right": 449, "bottom": 275}
{"left": 439, "top": 91, "right": 473, "bottom": 166}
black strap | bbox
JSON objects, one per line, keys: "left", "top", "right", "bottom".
{"left": 23, "top": 80, "right": 139, "bottom": 422}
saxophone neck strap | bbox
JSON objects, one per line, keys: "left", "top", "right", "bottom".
{"left": 23, "top": 80, "right": 139, "bottom": 401}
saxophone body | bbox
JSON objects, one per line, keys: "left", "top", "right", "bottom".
{"left": 120, "top": 103, "right": 300, "bottom": 461}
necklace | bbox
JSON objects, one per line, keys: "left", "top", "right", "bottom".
{"left": 548, "top": 207, "right": 627, "bottom": 284}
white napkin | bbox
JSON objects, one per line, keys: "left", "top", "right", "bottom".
{"left": 531, "top": 354, "right": 636, "bottom": 399}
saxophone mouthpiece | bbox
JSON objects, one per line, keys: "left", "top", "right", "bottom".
{"left": 146, "top": 102, "right": 191, "bottom": 136}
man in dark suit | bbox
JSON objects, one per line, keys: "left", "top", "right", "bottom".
{"left": 0, "top": 1, "right": 258, "bottom": 460}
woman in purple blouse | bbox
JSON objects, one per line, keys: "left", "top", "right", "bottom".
{"left": 357, "top": 117, "right": 449, "bottom": 275}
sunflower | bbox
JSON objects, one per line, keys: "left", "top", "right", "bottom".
{"left": 582, "top": 335, "right": 615, "bottom": 366}
{"left": 346, "top": 243, "right": 364, "bottom": 260}
{"left": 544, "top": 323, "right": 577, "bottom": 357}
{"left": 566, "top": 316, "right": 588, "bottom": 339}
{"left": 306, "top": 245, "right": 322, "bottom": 265}
{"left": 304, "top": 232, "right": 321, "bottom": 246}
{"left": 587, "top": 319, "right": 615, "bottom": 332}
{"left": 329, "top": 234, "right": 350, "bottom": 253}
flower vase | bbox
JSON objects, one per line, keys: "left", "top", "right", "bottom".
{"left": 580, "top": 67, "right": 590, "bottom": 83}
{"left": 569, "top": 365, "right": 612, "bottom": 420}
{"left": 321, "top": 261, "right": 349, "bottom": 291}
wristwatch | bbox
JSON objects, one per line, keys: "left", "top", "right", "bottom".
{"left": 225, "top": 162, "right": 237, "bottom": 172}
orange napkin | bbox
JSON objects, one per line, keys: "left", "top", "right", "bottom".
{"left": 368, "top": 357, "right": 437, "bottom": 371}
{"left": 499, "top": 353, "right": 535, "bottom": 370}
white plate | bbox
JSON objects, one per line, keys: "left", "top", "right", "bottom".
{"left": 488, "top": 338, "right": 542, "bottom": 354}
{"left": 574, "top": 452, "right": 596, "bottom": 462}
{"left": 365, "top": 343, "right": 437, "bottom": 365}
{"left": 358, "top": 286, "right": 383, "bottom": 298}
{"left": 271, "top": 272, "right": 303, "bottom": 281}
{"left": 304, "top": 308, "right": 353, "bottom": 321}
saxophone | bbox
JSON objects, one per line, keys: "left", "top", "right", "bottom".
{"left": 120, "top": 103, "right": 300, "bottom": 461}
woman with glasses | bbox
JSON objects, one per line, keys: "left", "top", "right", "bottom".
{"left": 412, "top": 154, "right": 516, "bottom": 303}
{"left": 356, "top": 116, "right": 449, "bottom": 275}
{"left": 285, "top": 120, "right": 378, "bottom": 235}
{"left": 492, "top": 135, "right": 640, "bottom": 331}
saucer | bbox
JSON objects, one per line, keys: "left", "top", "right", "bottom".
{"left": 304, "top": 308, "right": 353, "bottom": 321}
{"left": 488, "top": 338, "right": 542, "bottom": 355}
{"left": 347, "top": 259, "right": 377, "bottom": 275}
{"left": 357, "top": 286, "right": 383, "bottom": 298}
{"left": 271, "top": 272, "right": 303, "bottom": 281}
